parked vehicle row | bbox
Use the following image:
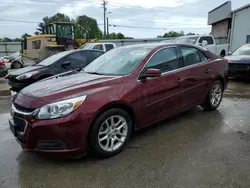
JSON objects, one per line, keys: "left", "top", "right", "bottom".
{"left": 0, "top": 58, "right": 8, "bottom": 78}
{"left": 79, "top": 43, "right": 116, "bottom": 52}
{"left": 175, "top": 35, "right": 229, "bottom": 57}
{"left": 5, "top": 49, "right": 104, "bottom": 92}
{"left": 9, "top": 43, "right": 228, "bottom": 158}
{"left": 225, "top": 44, "right": 250, "bottom": 79}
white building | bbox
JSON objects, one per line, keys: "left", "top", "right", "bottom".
{"left": 208, "top": 1, "right": 250, "bottom": 52}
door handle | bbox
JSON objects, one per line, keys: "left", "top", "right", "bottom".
{"left": 175, "top": 78, "right": 182, "bottom": 84}
{"left": 205, "top": 69, "right": 211, "bottom": 73}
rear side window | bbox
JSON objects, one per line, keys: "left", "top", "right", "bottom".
{"left": 93, "top": 44, "right": 104, "bottom": 51}
{"left": 105, "top": 44, "right": 114, "bottom": 51}
{"left": 199, "top": 36, "right": 214, "bottom": 45}
{"left": 145, "top": 47, "right": 179, "bottom": 73}
{"left": 180, "top": 46, "right": 208, "bottom": 67}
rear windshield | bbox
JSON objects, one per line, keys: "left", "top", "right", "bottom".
{"left": 37, "top": 51, "right": 73, "bottom": 66}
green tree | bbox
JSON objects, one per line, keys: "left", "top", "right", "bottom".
{"left": 116, "top": 32, "right": 125, "bottom": 39}
{"left": 75, "top": 15, "right": 102, "bottom": 39}
{"left": 21, "top": 33, "right": 31, "bottom": 39}
{"left": 36, "top": 13, "right": 70, "bottom": 34}
{"left": 34, "top": 31, "right": 40, "bottom": 35}
{"left": 163, "top": 30, "right": 185, "bottom": 38}
{"left": 2, "top": 37, "right": 12, "bottom": 42}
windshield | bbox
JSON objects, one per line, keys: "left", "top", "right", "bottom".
{"left": 175, "top": 36, "right": 198, "bottom": 44}
{"left": 232, "top": 45, "right": 250, "bottom": 56}
{"left": 79, "top": 43, "right": 95, "bottom": 49}
{"left": 84, "top": 46, "right": 153, "bottom": 75}
{"left": 37, "top": 51, "right": 73, "bottom": 66}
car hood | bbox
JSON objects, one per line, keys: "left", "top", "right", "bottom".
{"left": 225, "top": 55, "right": 250, "bottom": 64}
{"left": 8, "top": 65, "right": 45, "bottom": 76}
{"left": 21, "top": 72, "right": 122, "bottom": 104}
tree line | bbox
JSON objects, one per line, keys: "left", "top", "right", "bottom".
{"left": 0, "top": 13, "right": 197, "bottom": 42}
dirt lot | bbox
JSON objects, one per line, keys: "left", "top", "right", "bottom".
{"left": 0, "top": 80, "right": 250, "bottom": 188}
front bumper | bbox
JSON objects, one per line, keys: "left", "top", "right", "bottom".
{"left": 0, "top": 69, "right": 8, "bottom": 78}
{"left": 8, "top": 79, "right": 32, "bottom": 92}
{"left": 9, "top": 110, "right": 93, "bottom": 157}
{"left": 228, "top": 70, "right": 250, "bottom": 78}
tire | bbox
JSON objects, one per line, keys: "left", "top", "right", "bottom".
{"left": 220, "top": 51, "right": 225, "bottom": 57}
{"left": 11, "top": 61, "right": 22, "bottom": 69}
{"left": 89, "top": 108, "right": 133, "bottom": 158}
{"left": 201, "top": 80, "right": 223, "bottom": 111}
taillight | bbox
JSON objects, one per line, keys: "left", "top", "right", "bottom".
{"left": 0, "top": 60, "right": 5, "bottom": 66}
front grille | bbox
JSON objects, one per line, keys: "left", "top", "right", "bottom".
{"left": 229, "top": 64, "right": 249, "bottom": 71}
{"left": 13, "top": 116, "right": 26, "bottom": 132}
{"left": 14, "top": 103, "right": 36, "bottom": 113}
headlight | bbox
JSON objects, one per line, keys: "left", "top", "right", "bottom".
{"left": 16, "top": 71, "right": 39, "bottom": 80}
{"left": 37, "top": 96, "right": 87, "bottom": 120}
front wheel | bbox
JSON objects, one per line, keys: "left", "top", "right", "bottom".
{"left": 201, "top": 80, "right": 223, "bottom": 111}
{"left": 11, "top": 61, "right": 22, "bottom": 69}
{"left": 89, "top": 108, "right": 132, "bottom": 158}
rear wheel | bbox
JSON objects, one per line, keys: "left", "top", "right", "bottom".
{"left": 89, "top": 108, "right": 132, "bottom": 158}
{"left": 201, "top": 80, "right": 223, "bottom": 111}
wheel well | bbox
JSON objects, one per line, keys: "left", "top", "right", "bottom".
{"left": 88, "top": 103, "right": 136, "bottom": 136}
{"left": 215, "top": 76, "right": 225, "bottom": 90}
{"left": 11, "top": 60, "right": 22, "bottom": 68}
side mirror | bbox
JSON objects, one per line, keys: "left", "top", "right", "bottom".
{"left": 61, "top": 61, "right": 71, "bottom": 68}
{"left": 201, "top": 40, "right": 208, "bottom": 47}
{"left": 141, "top": 69, "right": 161, "bottom": 79}
{"left": 228, "top": 52, "right": 232, "bottom": 55}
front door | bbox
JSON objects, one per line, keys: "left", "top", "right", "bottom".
{"left": 138, "top": 47, "right": 185, "bottom": 126}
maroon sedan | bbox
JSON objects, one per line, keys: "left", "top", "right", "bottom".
{"left": 9, "top": 43, "right": 228, "bottom": 158}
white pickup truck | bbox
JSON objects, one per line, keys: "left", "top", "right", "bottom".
{"left": 79, "top": 43, "right": 116, "bottom": 52}
{"left": 175, "top": 35, "right": 229, "bottom": 57}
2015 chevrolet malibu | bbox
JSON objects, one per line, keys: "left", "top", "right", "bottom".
{"left": 9, "top": 43, "right": 228, "bottom": 158}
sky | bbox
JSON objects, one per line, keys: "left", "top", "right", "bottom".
{"left": 0, "top": 0, "right": 249, "bottom": 39}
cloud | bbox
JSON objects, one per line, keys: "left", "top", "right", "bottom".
{"left": 0, "top": 0, "right": 250, "bottom": 38}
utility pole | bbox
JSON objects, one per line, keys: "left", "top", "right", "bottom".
{"left": 102, "top": 0, "right": 108, "bottom": 36}
{"left": 107, "top": 17, "right": 109, "bottom": 35}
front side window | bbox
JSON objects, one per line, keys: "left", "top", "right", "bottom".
{"left": 180, "top": 46, "right": 208, "bottom": 67}
{"left": 145, "top": 47, "right": 179, "bottom": 73}
{"left": 84, "top": 46, "right": 153, "bottom": 75}
{"left": 32, "top": 40, "right": 41, "bottom": 49}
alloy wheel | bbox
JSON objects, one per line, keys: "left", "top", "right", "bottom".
{"left": 98, "top": 115, "right": 128, "bottom": 152}
{"left": 210, "top": 83, "right": 222, "bottom": 107}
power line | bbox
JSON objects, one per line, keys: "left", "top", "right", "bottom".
{"left": 0, "top": 18, "right": 209, "bottom": 31}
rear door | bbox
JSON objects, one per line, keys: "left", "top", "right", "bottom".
{"left": 139, "top": 47, "right": 185, "bottom": 125}
{"left": 198, "top": 36, "right": 216, "bottom": 54}
{"left": 179, "top": 45, "right": 211, "bottom": 106}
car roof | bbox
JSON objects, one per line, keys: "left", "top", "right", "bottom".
{"left": 116, "top": 43, "right": 206, "bottom": 51}
{"left": 68, "top": 49, "right": 105, "bottom": 53}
